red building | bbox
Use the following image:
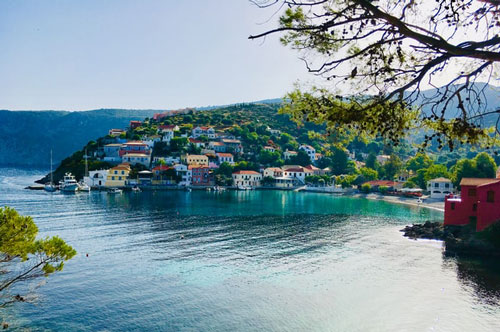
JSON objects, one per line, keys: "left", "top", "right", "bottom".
{"left": 189, "top": 165, "right": 214, "bottom": 186}
{"left": 119, "top": 141, "right": 150, "bottom": 157}
{"left": 129, "top": 121, "right": 142, "bottom": 129}
{"left": 444, "top": 178, "right": 500, "bottom": 231}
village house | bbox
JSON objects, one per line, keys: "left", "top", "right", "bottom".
{"left": 119, "top": 141, "right": 150, "bottom": 157}
{"left": 221, "top": 139, "right": 243, "bottom": 154}
{"left": 232, "top": 170, "right": 262, "bottom": 188}
{"left": 282, "top": 166, "right": 313, "bottom": 184}
{"left": 173, "top": 164, "right": 190, "bottom": 186}
{"left": 105, "top": 164, "right": 131, "bottom": 188}
{"left": 445, "top": 178, "right": 500, "bottom": 231}
{"left": 151, "top": 165, "right": 176, "bottom": 185}
{"left": 263, "top": 146, "right": 276, "bottom": 153}
{"left": 189, "top": 138, "right": 205, "bottom": 148}
{"left": 299, "top": 145, "right": 316, "bottom": 163}
{"left": 363, "top": 180, "right": 403, "bottom": 192}
{"left": 143, "top": 135, "right": 162, "bottom": 148}
{"left": 209, "top": 141, "right": 226, "bottom": 152}
{"left": 216, "top": 152, "right": 234, "bottom": 165}
{"left": 192, "top": 126, "right": 216, "bottom": 139}
{"left": 121, "top": 153, "right": 151, "bottom": 167}
{"left": 189, "top": 165, "right": 214, "bottom": 186}
{"left": 108, "top": 129, "right": 126, "bottom": 137}
{"left": 103, "top": 143, "right": 123, "bottom": 163}
{"left": 283, "top": 150, "right": 298, "bottom": 160}
{"left": 263, "top": 167, "right": 283, "bottom": 178}
{"left": 83, "top": 170, "right": 108, "bottom": 188}
{"left": 427, "top": 177, "right": 454, "bottom": 199}
{"left": 184, "top": 154, "right": 209, "bottom": 166}
{"left": 397, "top": 170, "right": 413, "bottom": 183}
{"left": 129, "top": 121, "right": 142, "bottom": 129}
{"left": 153, "top": 156, "right": 180, "bottom": 165}
{"left": 304, "top": 165, "right": 322, "bottom": 176}
{"left": 376, "top": 155, "right": 391, "bottom": 165}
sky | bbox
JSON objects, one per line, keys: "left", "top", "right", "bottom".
{"left": 0, "top": 0, "right": 317, "bottom": 111}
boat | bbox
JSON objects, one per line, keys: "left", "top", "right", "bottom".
{"left": 132, "top": 186, "right": 141, "bottom": 193}
{"left": 416, "top": 198, "right": 423, "bottom": 204}
{"left": 107, "top": 188, "right": 123, "bottom": 194}
{"left": 237, "top": 185, "right": 252, "bottom": 190}
{"left": 44, "top": 150, "right": 57, "bottom": 192}
{"left": 78, "top": 182, "right": 91, "bottom": 192}
{"left": 78, "top": 148, "right": 91, "bottom": 192}
{"left": 59, "top": 173, "right": 78, "bottom": 192}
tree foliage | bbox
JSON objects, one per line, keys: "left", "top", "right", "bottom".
{"left": 250, "top": 0, "right": 500, "bottom": 150}
{"left": 0, "top": 207, "right": 76, "bottom": 307}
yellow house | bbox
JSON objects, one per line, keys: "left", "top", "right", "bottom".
{"left": 105, "top": 164, "right": 131, "bottom": 187}
{"left": 183, "top": 154, "right": 209, "bottom": 166}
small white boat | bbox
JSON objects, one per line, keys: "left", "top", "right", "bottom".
{"left": 60, "top": 173, "right": 79, "bottom": 192}
{"left": 132, "top": 186, "right": 141, "bottom": 193}
{"left": 237, "top": 185, "right": 252, "bottom": 190}
{"left": 416, "top": 198, "right": 423, "bottom": 204}
{"left": 107, "top": 188, "right": 123, "bottom": 194}
{"left": 78, "top": 181, "right": 90, "bottom": 192}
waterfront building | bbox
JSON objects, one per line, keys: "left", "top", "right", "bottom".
{"left": 282, "top": 166, "right": 313, "bottom": 184}
{"left": 105, "top": 164, "right": 131, "bottom": 188}
{"left": 189, "top": 165, "right": 214, "bottom": 186}
{"left": 263, "top": 167, "right": 283, "bottom": 178}
{"left": 445, "top": 178, "right": 500, "bottom": 231}
{"left": 216, "top": 153, "right": 234, "bottom": 165}
{"left": 173, "top": 164, "right": 190, "bottom": 186}
{"left": 232, "top": 170, "right": 262, "bottom": 187}
{"left": 427, "top": 177, "right": 454, "bottom": 199}
{"left": 84, "top": 170, "right": 108, "bottom": 188}
{"left": 122, "top": 153, "right": 151, "bottom": 167}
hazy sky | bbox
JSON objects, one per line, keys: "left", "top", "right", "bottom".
{"left": 0, "top": 0, "right": 316, "bottom": 111}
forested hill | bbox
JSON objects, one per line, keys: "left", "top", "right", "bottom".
{"left": 0, "top": 109, "right": 160, "bottom": 167}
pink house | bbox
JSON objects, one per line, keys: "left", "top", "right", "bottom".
{"left": 444, "top": 178, "right": 500, "bottom": 231}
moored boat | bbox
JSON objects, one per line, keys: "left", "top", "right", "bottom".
{"left": 44, "top": 150, "right": 57, "bottom": 192}
{"left": 107, "top": 188, "right": 123, "bottom": 194}
{"left": 60, "top": 173, "right": 78, "bottom": 192}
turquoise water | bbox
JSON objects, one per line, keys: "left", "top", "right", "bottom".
{"left": 1, "top": 168, "right": 499, "bottom": 331}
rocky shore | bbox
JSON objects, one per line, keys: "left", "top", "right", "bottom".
{"left": 402, "top": 221, "right": 500, "bottom": 257}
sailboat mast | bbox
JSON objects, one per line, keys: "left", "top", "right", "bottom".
{"left": 50, "top": 149, "right": 53, "bottom": 184}
{"left": 85, "top": 148, "right": 89, "bottom": 177}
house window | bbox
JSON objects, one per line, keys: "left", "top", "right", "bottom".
{"left": 487, "top": 191, "right": 495, "bottom": 203}
{"left": 468, "top": 188, "right": 477, "bottom": 197}
{"left": 112, "top": 176, "right": 115, "bottom": 180}
{"left": 434, "top": 183, "right": 439, "bottom": 188}
{"left": 122, "top": 171, "right": 124, "bottom": 175}
{"left": 473, "top": 203, "right": 477, "bottom": 212}
{"left": 451, "top": 202, "right": 455, "bottom": 210}
{"left": 445, "top": 183, "right": 450, "bottom": 188}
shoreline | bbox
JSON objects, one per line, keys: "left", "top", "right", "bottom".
{"left": 350, "top": 193, "right": 445, "bottom": 213}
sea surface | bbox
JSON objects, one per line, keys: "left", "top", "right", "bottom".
{"left": 0, "top": 168, "right": 499, "bottom": 331}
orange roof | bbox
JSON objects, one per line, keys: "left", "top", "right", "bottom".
{"left": 364, "top": 180, "right": 401, "bottom": 187}
{"left": 233, "top": 170, "right": 261, "bottom": 175}
{"left": 188, "top": 165, "right": 210, "bottom": 170}
{"left": 217, "top": 153, "right": 233, "bottom": 158}
{"left": 460, "top": 178, "right": 500, "bottom": 187}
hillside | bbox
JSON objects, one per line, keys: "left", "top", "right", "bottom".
{"left": 0, "top": 109, "right": 161, "bottom": 167}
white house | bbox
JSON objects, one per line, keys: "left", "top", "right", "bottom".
{"left": 192, "top": 126, "right": 216, "bottom": 139}
{"left": 103, "top": 144, "right": 123, "bottom": 162}
{"left": 263, "top": 167, "right": 283, "bottom": 178}
{"left": 216, "top": 152, "right": 234, "bottom": 165}
{"left": 173, "top": 163, "right": 190, "bottom": 186}
{"left": 299, "top": 145, "right": 316, "bottom": 163}
{"left": 282, "top": 166, "right": 314, "bottom": 184}
{"left": 143, "top": 135, "right": 162, "bottom": 148}
{"left": 232, "top": 170, "right": 262, "bottom": 187}
{"left": 84, "top": 170, "right": 108, "bottom": 188}
{"left": 122, "top": 153, "right": 151, "bottom": 167}
{"left": 283, "top": 150, "right": 298, "bottom": 160}
{"left": 153, "top": 156, "right": 180, "bottom": 165}
{"left": 427, "top": 177, "right": 454, "bottom": 199}
{"left": 263, "top": 146, "right": 276, "bottom": 153}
